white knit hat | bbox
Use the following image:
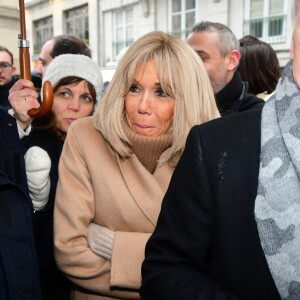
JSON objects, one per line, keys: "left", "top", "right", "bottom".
{"left": 41, "top": 54, "right": 103, "bottom": 105}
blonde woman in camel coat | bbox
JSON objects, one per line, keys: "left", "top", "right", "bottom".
{"left": 54, "top": 31, "right": 220, "bottom": 300}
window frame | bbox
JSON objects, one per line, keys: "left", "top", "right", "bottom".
{"left": 34, "top": 16, "right": 53, "bottom": 54}
{"left": 244, "top": 0, "right": 288, "bottom": 43}
{"left": 113, "top": 6, "right": 134, "bottom": 60}
{"left": 168, "top": 0, "right": 197, "bottom": 40}
{"left": 64, "top": 4, "right": 89, "bottom": 44}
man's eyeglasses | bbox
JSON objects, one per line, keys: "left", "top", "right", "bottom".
{"left": 0, "top": 62, "right": 13, "bottom": 71}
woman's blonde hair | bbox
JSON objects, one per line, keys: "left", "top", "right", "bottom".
{"left": 94, "top": 31, "right": 219, "bottom": 166}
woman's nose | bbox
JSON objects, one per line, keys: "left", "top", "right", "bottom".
{"left": 138, "top": 91, "right": 152, "bottom": 114}
{"left": 68, "top": 98, "right": 80, "bottom": 111}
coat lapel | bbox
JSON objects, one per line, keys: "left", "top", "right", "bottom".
{"left": 116, "top": 151, "right": 173, "bottom": 227}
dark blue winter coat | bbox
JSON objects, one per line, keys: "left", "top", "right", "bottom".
{"left": 0, "top": 109, "right": 41, "bottom": 299}
{"left": 21, "top": 124, "right": 70, "bottom": 300}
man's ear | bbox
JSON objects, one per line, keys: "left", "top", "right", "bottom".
{"left": 12, "top": 65, "right": 16, "bottom": 76}
{"left": 227, "top": 50, "right": 240, "bottom": 71}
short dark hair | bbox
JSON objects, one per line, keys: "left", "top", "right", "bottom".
{"left": 48, "top": 35, "right": 92, "bottom": 59}
{"left": 238, "top": 35, "right": 280, "bottom": 94}
{"left": 190, "top": 21, "right": 239, "bottom": 57}
{"left": 0, "top": 46, "right": 14, "bottom": 64}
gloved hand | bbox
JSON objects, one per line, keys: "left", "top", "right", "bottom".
{"left": 87, "top": 223, "right": 115, "bottom": 261}
{"left": 24, "top": 146, "right": 51, "bottom": 210}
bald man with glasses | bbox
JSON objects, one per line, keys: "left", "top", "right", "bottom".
{"left": 0, "top": 46, "right": 17, "bottom": 108}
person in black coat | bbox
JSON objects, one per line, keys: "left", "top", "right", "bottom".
{"left": 186, "top": 21, "right": 264, "bottom": 116}
{"left": 21, "top": 124, "right": 66, "bottom": 299}
{"left": 0, "top": 108, "right": 41, "bottom": 299}
{"left": 141, "top": 2, "right": 300, "bottom": 298}
{"left": 140, "top": 108, "right": 281, "bottom": 299}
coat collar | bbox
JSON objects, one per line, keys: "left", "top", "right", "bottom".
{"left": 215, "top": 70, "right": 244, "bottom": 114}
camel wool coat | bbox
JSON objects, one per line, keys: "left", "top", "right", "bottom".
{"left": 54, "top": 116, "right": 174, "bottom": 300}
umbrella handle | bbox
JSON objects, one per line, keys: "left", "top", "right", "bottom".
{"left": 18, "top": 0, "right": 53, "bottom": 118}
{"left": 28, "top": 81, "right": 53, "bottom": 118}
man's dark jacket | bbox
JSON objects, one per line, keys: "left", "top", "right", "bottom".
{"left": 215, "top": 70, "right": 264, "bottom": 116}
{"left": 140, "top": 108, "right": 280, "bottom": 299}
{"left": 0, "top": 109, "right": 41, "bottom": 299}
{"left": 0, "top": 76, "right": 17, "bottom": 109}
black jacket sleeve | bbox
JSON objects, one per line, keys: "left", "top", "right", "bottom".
{"left": 140, "top": 126, "right": 238, "bottom": 300}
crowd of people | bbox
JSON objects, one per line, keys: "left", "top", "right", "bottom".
{"left": 0, "top": 0, "right": 299, "bottom": 299}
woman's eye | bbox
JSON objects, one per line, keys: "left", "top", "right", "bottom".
{"left": 60, "top": 91, "right": 69, "bottom": 97}
{"left": 156, "top": 88, "right": 167, "bottom": 98}
{"left": 82, "top": 95, "right": 92, "bottom": 102}
{"left": 200, "top": 56, "right": 207, "bottom": 62}
{"left": 129, "top": 84, "right": 140, "bottom": 93}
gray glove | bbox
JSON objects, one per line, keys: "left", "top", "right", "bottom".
{"left": 87, "top": 223, "right": 115, "bottom": 261}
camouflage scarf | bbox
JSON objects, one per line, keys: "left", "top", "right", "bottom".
{"left": 255, "top": 60, "right": 300, "bottom": 299}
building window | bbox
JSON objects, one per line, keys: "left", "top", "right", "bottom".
{"left": 168, "top": 0, "right": 197, "bottom": 40}
{"left": 244, "top": 0, "right": 287, "bottom": 43}
{"left": 113, "top": 7, "right": 134, "bottom": 60}
{"left": 34, "top": 16, "right": 53, "bottom": 54}
{"left": 65, "top": 5, "right": 89, "bottom": 44}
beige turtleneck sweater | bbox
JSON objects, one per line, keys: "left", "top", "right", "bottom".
{"left": 122, "top": 120, "right": 172, "bottom": 173}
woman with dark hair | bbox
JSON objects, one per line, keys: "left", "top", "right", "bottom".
{"left": 238, "top": 35, "right": 281, "bottom": 100}
{"left": 8, "top": 54, "right": 103, "bottom": 299}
